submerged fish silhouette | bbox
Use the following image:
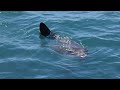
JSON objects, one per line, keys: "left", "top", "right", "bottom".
{"left": 39, "top": 22, "right": 87, "bottom": 58}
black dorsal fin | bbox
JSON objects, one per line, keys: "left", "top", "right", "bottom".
{"left": 39, "top": 22, "right": 51, "bottom": 37}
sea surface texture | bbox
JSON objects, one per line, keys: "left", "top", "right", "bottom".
{"left": 0, "top": 11, "right": 120, "bottom": 79}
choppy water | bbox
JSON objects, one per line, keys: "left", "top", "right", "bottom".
{"left": 0, "top": 11, "right": 120, "bottom": 79}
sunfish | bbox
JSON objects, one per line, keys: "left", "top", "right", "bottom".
{"left": 39, "top": 22, "right": 87, "bottom": 58}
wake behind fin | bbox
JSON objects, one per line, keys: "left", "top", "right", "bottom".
{"left": 39, "top": 22, "right": 51, "bottom": 37}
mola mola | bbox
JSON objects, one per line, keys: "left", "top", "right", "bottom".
{"left": 39, "top": 22, "right": 87, "bottom": 58}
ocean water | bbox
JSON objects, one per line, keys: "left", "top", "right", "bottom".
{"left": 0, "top": 11, "right": 120, "bottom": 79}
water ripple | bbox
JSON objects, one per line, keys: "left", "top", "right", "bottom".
{"left": 0, "top": 11, "right": 120, "bottom": 78}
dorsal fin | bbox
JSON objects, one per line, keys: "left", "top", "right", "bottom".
{"left": 39, "top": 22, "right": 51, "bottom": 37}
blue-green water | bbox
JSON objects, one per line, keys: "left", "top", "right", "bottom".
{"left": 0, "top": 11, "right": 120, "bottom": 79}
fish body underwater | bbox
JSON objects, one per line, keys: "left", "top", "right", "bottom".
{"left": 39, "top": 22, "right": 87, "bottom": 58}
